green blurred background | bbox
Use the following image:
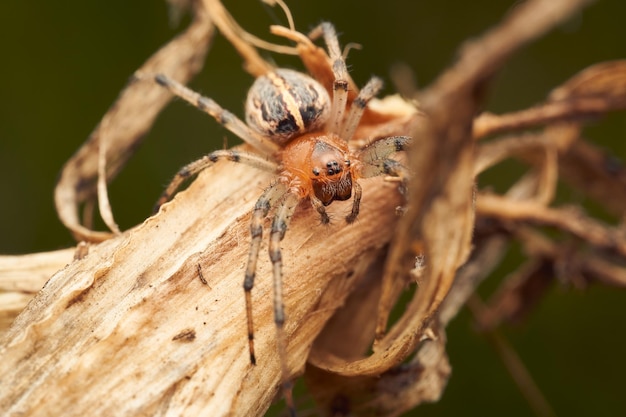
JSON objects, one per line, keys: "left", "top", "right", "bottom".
{"left": 1, "top": 0, "right": 625, "bottom": 415}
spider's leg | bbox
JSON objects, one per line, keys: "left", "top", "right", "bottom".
{"left": 244, "top": 182, "right": 287, "bottom": 365}
{"left": 358, "top": 136, "right": 411, "bottom": 164}
{"left": 154, "top": 150, "right": 277, "bottom": 211}
{"left": 309, "top": 195, "right": 330, "bottom": 224}
{"left": 153, "top": 74, "right": 280, "bottom": 156}
{"left": 359, "top": 158, "right": 409, "bottom": 181}
{"left": 268, "top": 192, "right": 299, "bottom": 416}
{"left": 346, "top": 180, "right": 362, "bottom": 224}
{"left": 309, "top": 22, "right": 349, "bottom": 135}
{"left": 356, "top": 136, "right": 411, "bottom": 193}
{"left": 342, "top": 76, "right": 383, "bottom": 141}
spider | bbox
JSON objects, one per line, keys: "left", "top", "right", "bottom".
{"left": 152, "top": 21, "right": 409, "bottom": 413}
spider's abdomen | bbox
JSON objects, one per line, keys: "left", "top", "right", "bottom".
{"left": 245, "top": 69, "right": 330, "bottom": 145}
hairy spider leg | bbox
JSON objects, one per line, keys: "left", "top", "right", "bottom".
{"left": 357, "top": 136, "right": 412, "bottom": 180}
{"left": 342, "top": 76, "right": 383, "bottom": 141}
{"left": 244, "top": 182, "right": 301, "bottom": 417}
{"left": 359, "top": 136, "right": 411, "bottom": 164}
{"left": 243, "top": 182, "right": 288, "bottom": 365}
{"left": 309, "top": 22, "right": 349, "bottom": 135}
{"left": 154, "top": 74, "right": 281, "bottom": 156}
{"left": 361, "top": 158, "right": 409, "bottom": 180}
{"left": 268, "top": 192, "right": 299, "bottom": 417}
{"left": 346, "top": 136, "right": 410, "bottom": 224}
{"left": 154, "top": 150, "right": 277, "bottom": 211}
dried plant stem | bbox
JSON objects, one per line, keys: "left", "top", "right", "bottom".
{"left": 477, "top": 193, "right": 626, "bottom": 257}
{"left": 0, "top": 161, "right": 404, "bottom": 416}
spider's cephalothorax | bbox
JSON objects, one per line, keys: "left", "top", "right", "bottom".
{"left": 152, "top": 21, "right": 410, "bottom": 413}
{"left": 282, "top": 133, "right": 354, "bottom": 208}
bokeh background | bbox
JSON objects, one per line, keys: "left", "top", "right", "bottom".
{"left": 1, "top": 0, "right": 625, "bottom": 415}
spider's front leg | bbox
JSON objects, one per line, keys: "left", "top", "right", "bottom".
{"left": 357, "top": 135, "right": 411, "bottom": 179}
{"left": 268, "top": 192, "right": 300, "bottom": 416}
{"left": 308, "top": 22, "right": 349, "bottom": 135}
{"left": 151, "top": 74, "right": 280, "bottom": 156}
{"left": 154, "top": 150, "right": 277, "bottom": 212}
{"left": 355, "top": 135, "right": 412, "bottom": 198}
{"left": 342, "top": 77, "right": 383, "bottom": 141}
{"left": 243, "top": 182, "right": 287, "bottom": 365}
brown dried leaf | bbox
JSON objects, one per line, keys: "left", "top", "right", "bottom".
{"left": 54, "top": 5, "right": 214, "bottom": 242}
{"left": 304, "top": 0, "right": 595, "bottom": 415}
{"left": 0, "top": 248, "right": 75, "bottom": 337}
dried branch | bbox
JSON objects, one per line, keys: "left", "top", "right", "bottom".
{"left": 474, "top": 60, "right": 626, "bottom": 138}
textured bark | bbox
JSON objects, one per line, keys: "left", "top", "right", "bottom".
{"left": 0, "top": 161, "right": 405, "bottom": 416}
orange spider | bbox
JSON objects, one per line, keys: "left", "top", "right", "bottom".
{"left": 152, "top": 21, "right": 410, "bottom": 414}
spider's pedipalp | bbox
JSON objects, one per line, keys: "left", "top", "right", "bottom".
{"left": 342, "top": 76, "right": 384, "bottom": 141}
{"left": 154, "top": 74, "right": 280, "bottom": 155}
{"left": 309, "top": 194, "right": 331, "bottom": 224}
{"left": 310, "top": 22, "right": 349, "bottom": 136}
{"left": 346, "top": 180, "right": 363, "bottom": 224}
{"left": 244, "top": 181, "right": 288, "bottom": 365}
{"left": 154, "top": 150, "right": 278, "bottom": 212}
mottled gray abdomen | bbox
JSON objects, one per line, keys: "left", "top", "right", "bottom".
{"left": 245, "top": 68, "right": 330, "bottom": 145}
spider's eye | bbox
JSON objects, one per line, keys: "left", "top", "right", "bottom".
{"left": 312, "top": 168, "right": 320, "bottom": 176}
{"left": 325, "top": 160, "right": 341, "bottom": 176}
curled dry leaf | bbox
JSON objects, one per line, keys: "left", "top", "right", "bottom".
{"left": 53, "top": 3, "right": 214, "bottom": 242}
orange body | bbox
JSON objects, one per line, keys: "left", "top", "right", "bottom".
{"left": 279, "top": 132, "right": 357, "bottom": 204}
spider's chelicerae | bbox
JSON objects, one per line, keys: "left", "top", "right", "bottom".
{"left": 153, "top": 21, "right": 409, "bottom": 409}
